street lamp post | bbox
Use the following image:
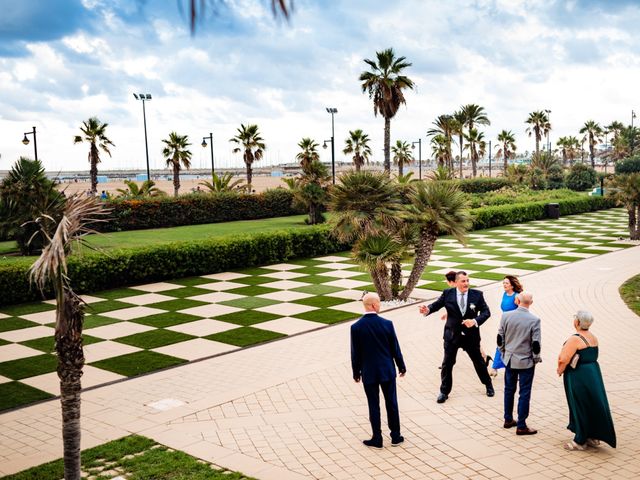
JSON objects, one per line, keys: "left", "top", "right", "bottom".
{"left": 488, "top": 140, "right": 492, "bottom": 177}
{"left": 411, "top": 138, "right": 422, "bottom": 180}
{"left": 632, "top": 110, "right": 637, "bottom": 154}
{"left": 21, "top": 126, "right": 38, "bottom": 161}
{"left": 544, "top": 109, "right": 552, "bottom": 157}
{"left": 133, "top": 93, "right": 152, "bottom": 181}
{"left": 325, "top": 107, "right": 338, "bottom": 184}
{"left": 201, "top": 132, "right": 215, "bottom": 178}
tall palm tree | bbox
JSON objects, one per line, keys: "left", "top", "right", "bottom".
{"left": 464, "top": 128, "right": 486, "bottom": 177}
{"left": 29, "top": 195, "right": 108, "bottom": 480}
{"left": 452, "top": 110, "right": 466, "bottom": 178}
{"left": 73, "top": 117, "right": 114, "bottom": 195}
{"left": 230, "top": 123, "right": 265, "bottom": 191}
{"left": 295, "top": 137, "right": 320, "bottom": 169}
{"left": 460, "top": 104, "right": 490, "bottom": 177}
{"left": 579, "top": 120, "right": 604, "bottom": 169}
{"left": 496, "top": 130, "right": 517, "bottom": 172}
{"left": 391, "top": 140, "right": 413, "bottom": 176}
{"left": 430, "top": 135, "right": 449, "bottom": 169}
{"left": 343, "top": 129, "right": 372, "bottom": 172}
{"left": 525, "top": 110, "right": 550, "bottom": 162}
{"left": 609, "top": 173, "right": 640, "bottom": 240}
{"left": 427, "top": 115, "right": 456, "bottom": 171}
{"left": 359, "top": 48, "right": 414, "bottom": 173}
{"left": 161, "top": 132, "right": 192, "bottom": 197}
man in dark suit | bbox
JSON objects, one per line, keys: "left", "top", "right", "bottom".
{"left": 419, "top": 271, "right": 494, "bottom": 403}
{"left": 351, "top": 292, "right": 406, "bottom": 449}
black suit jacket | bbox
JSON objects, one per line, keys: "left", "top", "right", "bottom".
{"left": 427, "top": 288, "right": 491, "bottom": 344}
{"left": 350, "top": 313, "right": 406, "bottom": 384}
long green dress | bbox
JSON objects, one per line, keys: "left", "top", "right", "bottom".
{"left": 563, "top": 336, "right": 616, "bottom": 447}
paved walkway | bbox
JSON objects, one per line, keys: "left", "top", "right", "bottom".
{"left": 1, "top": 245, "right": 639, "bottom": 479}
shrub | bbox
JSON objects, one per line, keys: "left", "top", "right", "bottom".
{"left": 615, "top": 156, "right": 640, "bottom": 174}
{"left": 98, "top": 189, "right": 302, "bottom": 232}
{"left": 565, "top": 164, "right": 597, "bottom": 191}
{"left": 547, "top": 165, "right": 566, "bottom": 189}
{"left": 528, "top": 167, "right": 548, "bottom": 191}
{"left": 440, "top": 177, "right": 514, "bottom": 193}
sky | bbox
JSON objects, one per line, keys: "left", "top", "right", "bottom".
{"left": 1, "top": 0, "right": 639, "bottom": 173}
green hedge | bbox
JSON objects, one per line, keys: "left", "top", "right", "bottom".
{"left": 0, "top": 227, "right": 347, "bottom": 306}
{"left": 98, "top": 189, "right": 301, "bottom": 232}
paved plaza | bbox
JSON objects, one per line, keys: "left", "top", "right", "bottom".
{"left": 1, "top": 227, "right": 639, "bottom": 478}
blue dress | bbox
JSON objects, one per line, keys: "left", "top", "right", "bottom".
{"left": 492, "top": 292, "right": 518, "bottom": 369}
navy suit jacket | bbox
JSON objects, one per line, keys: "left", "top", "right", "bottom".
{"left": 427, "top": 288, "right": 491, "bottom": 344}
{"left": 350, "top": 313, "right": 406, "bottom": 385}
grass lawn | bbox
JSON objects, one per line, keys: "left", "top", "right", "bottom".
{"left": 3, "top": 435, "right": 255, "bottom": 480}
{"left": 620, "top": 274, "right": 640, "bottom": 316}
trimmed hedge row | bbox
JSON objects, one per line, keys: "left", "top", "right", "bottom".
{"left": 0, "top": 195, "right": 618, "bottom": 307}
{"left": 98, "top": 189, "right": 302, "bottom": 232}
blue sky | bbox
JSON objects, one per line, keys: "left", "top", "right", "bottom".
{"left": 1, "top": 0, "right": 639, "bottom": 172}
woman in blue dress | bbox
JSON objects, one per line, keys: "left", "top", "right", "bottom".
{"left": 490, "top": 275, "right": 523, "bottom": 376}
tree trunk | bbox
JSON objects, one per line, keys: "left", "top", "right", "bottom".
{"left": 355, "top": 158, "right": 361, "bottom": 172}
{"left": 399, "top": 227, "right": 438, "bottom": 301}
{"left": 471, "top": 147, "right": 478, "bottom": 177}
{"left": 90, "top": 144, "right": 99, "bottom": 195}
{"left": 590, "top": 139, "right": 596, "bottom": 169}
{"left": 629, "top": 205, "right": 639, "bottom": 240}
{"left": 245, "top": 157, "right": 253, "bottom": 192}
{"left": 57, "top": 287, "right": 85, "bottom": 480}
{"left": 173, "top": 162, "right": 180, "bottom": 197}
{"left": 459, "top": 135, "right": 464, "bottom": 179}
{"left": 398, "top": 160, "right": 403, "bottom": 177}
{"left": 384, "top": 117, "right": 391, "bottom": 174}
{"left": 390, "top": 261, "right": 402, "bottom": 299}
{"left": 368, "top": 263, "right": 392, "bottom": 301}
{"left": 562, "top": 150, "right": 567, "bottom": 167}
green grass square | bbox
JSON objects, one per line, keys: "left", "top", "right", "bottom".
{"left": 349, "top": 274, "right": 374, "bottom": 282}
{"left": 234, "top": 267, "right": 274, "bottom": 276}
{"left": 130, "top": 312, "right": 203, "bottom": 328}
{"left": 226, "top": 285, "right": 278, "bottom": 296}
{"left": 90, "top": 351, "right": 186, "bottom": 377}
{"left": 20, "top": 335, "right": 101, "bottom": 353}
{"left": 86, "top": 300, "right": 132, "bottom": 315}
{"left": 205, "top": 327, "right": 286, "bottom": 347}
{"left": 165, "top": 276, "right": 214, "bottom": 287}
{"left": 289, "top": 258, "right": 325, "bottom": 267}
{"left": 219, "top": 297, "right": 278, "bottom": 309}
{"left": 292, "top": 296, "right": 352, "bottom": 308}
{"left": 455, "top": 263, "right": 495, "bottom": 272}
{"left": 294, "top": 274, "right": 333, "bottom": 285}
{"left": 0, "top": 338, "right": 7, "bottom": 346}
{"left": 83, "top": 315, "right": 122, "bottom": 329}
{"left": 418, "top": 281, "right": 449, "bottom": 292}
{"left": 92, "top": 288, "right": 144, "bottom": 300}
{"left": 0, "top": 354, "right": 58, "bottom": 380}
{"left": 0, "top": 382, "right": 54, "bottom": 411}
{"left": 116, "top": 329, "right": 195, "bottom": 349}
{"left": 231, "top": 275, "right": 279, "bottom": 286}
{"left": 0, "top": 317, "right": 38, "bottom": 332}
{"left": 420, "top": 272, "right": 447, "bottom": 282}
{"left": 213, "top": 310, "right": 280, "bottom": 326}
{"left": 160, "top": 286, "right": 212, "bottom": 298}
{"left": 292, "top": 284, "right": 344, "bottom": 295}
{"left": 0, "top": 302, "right": 55, "bottom": 317}
{"left": 293, "top": 309, "right": 356, "bottom": 324}
{"left": 507, "top": 263, "right": 549, "bottom": 272}
{"left": 291, "top": 266, "right": 328, "bottom": 275}
{"left": 145, "top": 299, "right": 207, "bottom": 311}
{"left": 471, "top": 272, "right": 506, "bottom": 281}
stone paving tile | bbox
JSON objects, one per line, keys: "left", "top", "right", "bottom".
{"left": 0, "top": 343, "right": 44, "bottom": 362}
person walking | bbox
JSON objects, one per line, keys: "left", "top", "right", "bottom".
{"left": 351, "top": 293, "right": 406, "bottom": 449}
{"left": 497, "top": 292, "right": 541, "bottom": 435}
{"left": 490, "top": 275, "right": 524, "bottom": 376}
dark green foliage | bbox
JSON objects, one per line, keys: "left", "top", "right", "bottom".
{"left": 547, "top": 164, "right": 566, "bottom": 189}
{"left": 528, "top": 167, "right": 548, "bottom": 190}
{"left": 99, "top": 189, "right": 301, "bottom": 232}
{"left": 615, "top": 156, "right": 640, "bottom": 174}
{"left": 439, "top": 177, "right": 514, "bottom": 193}
{"left": 566, "top": 164, "right": 597, "bottom": 191}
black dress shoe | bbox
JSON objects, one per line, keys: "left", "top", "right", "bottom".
{"left": 486, "top": 385, "right": 495, "bottom": 397}
{"left": 363, "top": 438, "right": 383, "bottom": 449}
{"left": 391, "top": 436, "right": 404, "bottom": 447}
{"left": 516, "top": 427, "right": 538, "bottom": 436}
{"left": 503, "top": 419, "right": 517, "bottom": 429}
{"left": 437, "top": 393, "right": 448, "bottom": 403}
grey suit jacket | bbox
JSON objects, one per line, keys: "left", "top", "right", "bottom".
{"left": 498, "top": 306, "right": 542, "bottom": 369}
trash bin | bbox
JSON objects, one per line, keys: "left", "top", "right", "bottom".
{"left": 545, "top": 203, "right": 560, "bottom": 219}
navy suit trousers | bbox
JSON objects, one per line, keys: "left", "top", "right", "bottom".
{"left": 504, "top": 365, "right": 535, "bottom": 429}
{"left": 364, "top": 380, "right": 400, "bottom": 440}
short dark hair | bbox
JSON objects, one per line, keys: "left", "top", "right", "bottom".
{"left": 455, "top": 271, "right": 468, "bottom": 281}
{"left": 444, "top": 271, "right": 457, "bottom": 282}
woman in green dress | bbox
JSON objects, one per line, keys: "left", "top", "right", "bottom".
{"left": 557, "top": 310, "right": 616, "bottom": 450}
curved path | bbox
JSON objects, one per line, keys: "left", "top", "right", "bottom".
{"left": 1, "top": 245, "right": 639, "bottom": 479}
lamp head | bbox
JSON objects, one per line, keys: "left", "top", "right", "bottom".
{"left": 323, "top": 141, "right": 328, "bottom": 150}
{"left": 201, "top": 140, "right": 207, "bottom": 148}
{"left": 22, "top": 135, "right": 29, "bottom": 145}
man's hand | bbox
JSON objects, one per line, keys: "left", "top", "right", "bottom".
{"left": 399, "top": 371, "right": 406, "bottom": 377}
{"left": 419, "top": 305, "right": 429, "bottom": 316}
{"left": 462, "top": 319, "right": 477, "bottom": 328}
{"left": 354, "top": 377, "right": 361, "bottom": 383}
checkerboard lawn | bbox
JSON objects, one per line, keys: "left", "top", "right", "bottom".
{"left": 0, "top": 208, "right": 634, "bottom": 411}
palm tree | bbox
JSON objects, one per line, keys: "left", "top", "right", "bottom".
{"left": 430, "top": 135, "right": 449, "bottom": 168}
{"left": 392, "top": 140, "right": 413, "bottom": 176}
{"left": 343, "top": 129, "right": 372, "bottom": 172}
{"left": 579, "top": 120, "right": 604, "bottom": 169}
{"left": 464, "top": 128, "right": 486, "bottom": 177}
{"left": 29, "top": 195, "right": 108, "bottom": 480}
{"left": 525, "top": 110, "right": 550, "bottom": 162}
{"left": 200, "top": 172, "right": 245, "bottom": 193}
{"left": 608, "top": 173, "right": 640, "bottom": 240}
{"left": 496, "top": 130, "right": 517, "bottom": 172}
{"left": 161, "top": 132, "right": 192, "bottom": 197}
{"left": 359, "top": 48, "right": 414, "bottom": 173}
{"left": 230, "top": 123, "right": 265, "bottom": 191}
{"left": 296, "top": 159, "right": 332, "bottom": 225}
{"left": 453, "top": 110, "right": 466, "bottom": 178}
{"left": 116, "top": 179, "right": 164, "bottom": 198}
{"left": 427, "top": 115, "right": 456, "bottom": 171}
{"left": 295, "top": 137, "right": 320, "bottom": 169}
{"left": 398, "top": 181, "right": 471, "bottom": 300}
{"left": 460, "top": 104, "right": 490, "bottom": 177}
{"left": 73, "top": 117, "right": 114, "bottom": 195}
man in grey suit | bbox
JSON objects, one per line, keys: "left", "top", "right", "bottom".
{"left": 497, "top": 292, "right": 541, "bottom": 435}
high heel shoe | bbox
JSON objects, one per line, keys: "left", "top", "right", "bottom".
{"left": 484, "top": 355, "right": 492, "bottom": 367}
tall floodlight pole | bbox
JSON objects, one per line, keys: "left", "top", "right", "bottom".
{"left": 326, "top": 107, "right": 338, "bottom": 184}
{"left": 21, "top": 126, "right": 38, "bottom": 161}
{"left": 544, "top": 109, "right": 552, "bottom": 156}
{"left": 411, "top": 138, "right": 422, "bottom": 180}
{"left": 201, "top": 133, "right": 215, "bottom": 178}
{"left": 632, "top": 110, "right": 637, "bottom": 154}
{"left": 133, "top": 93, "right": 152, "bottom": 181}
